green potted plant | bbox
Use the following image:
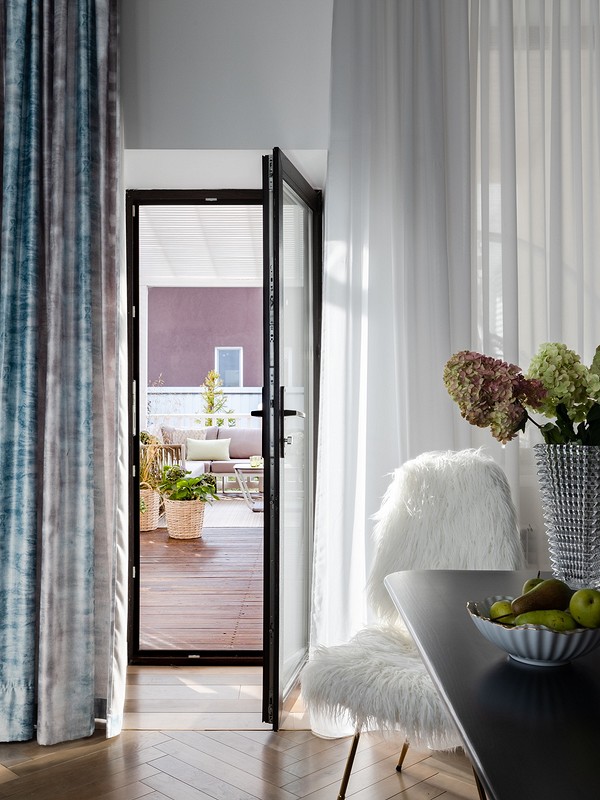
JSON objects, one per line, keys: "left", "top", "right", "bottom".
{"left": 139, "top": 431, "right": 162, "bottom": 531}
{"left": 158, "top": 464, "right": 219, "bottom": 539}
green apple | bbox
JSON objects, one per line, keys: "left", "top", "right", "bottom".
{"left": 489, "top": 600, "right": 516, "bottom": 625}
{"left": 569, "top": 588, "right": 600, "bottom": 628}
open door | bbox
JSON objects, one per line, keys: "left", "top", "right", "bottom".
{"left": 260, "top": 149, "right": 322, "bottom": 727}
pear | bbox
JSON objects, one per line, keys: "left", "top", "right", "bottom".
{"left": 513, "top": 609, "right": 578, "bottom": 632}
{"left": 511, "top": 578, "right": 573, "bottom": 617}
{"left": 522, "top": 571, "right": 543, "bottom": 594}
{"left": 494, "top": 613, "right": 516, "bottom": 626}
{"left": 489, "top": 600, "right": 512, "bottom": 619}
{"left": 488, "top": 600, "right": 516, "bottom": 625}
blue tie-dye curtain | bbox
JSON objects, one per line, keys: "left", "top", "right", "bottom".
{"left": 0, "top": 0, "right": 128, "bottom": 745}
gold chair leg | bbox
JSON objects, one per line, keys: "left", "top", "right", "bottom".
{"left": 337, "top": 729, "right": 361, "bottom": 800}
{"left": 472, "top": 766, "right": 487, "bottom": 800}
{"left": 396, "top": 738, "right": 410, "bottom": 772}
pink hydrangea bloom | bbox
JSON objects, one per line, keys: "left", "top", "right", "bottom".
{"left": 444, "top": 351, "right": 546, "bottom": 444}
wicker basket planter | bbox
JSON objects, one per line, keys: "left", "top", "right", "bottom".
{"left": 164, "top": 498, "right": 206, "bottom": 539}
{"left": 140, "top": 489, "right": 161, "bottom": 532}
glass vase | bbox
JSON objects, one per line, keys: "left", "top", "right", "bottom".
{"left": 533, "top": 444, "right": 600, "bottom": 589}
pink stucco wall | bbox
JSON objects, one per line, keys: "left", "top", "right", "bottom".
{"left": 147, "top": 287, "right": 263, "bottom": 387}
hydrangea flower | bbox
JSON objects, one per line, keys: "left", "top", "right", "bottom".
{"left": 443, "top": 351, "right": 546, "bottom": 443}
{"left": 162, "top": 465, "right": 187, "bottom": 484}
{"left": 525, "top": 343, "right": 600, "bottom": 423}
{"left": 445, "top": 344, "right": 600, "bottom": 445}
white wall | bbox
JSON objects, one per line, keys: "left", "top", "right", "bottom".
{"left": 120, "top": 0, "right": 333, "bottom": 188}
{"left": 123, "top": 148, "right": 328, "bottom": 190}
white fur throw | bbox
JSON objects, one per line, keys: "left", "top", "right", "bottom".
{"left": 301, "top": 625, "right": 462, "bottom": 751}
{"left": 367, "top": 449, "right": 525, "bottom": 622}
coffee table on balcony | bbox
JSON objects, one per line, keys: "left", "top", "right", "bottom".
{"left": 233, "top": 463, "right": 264, "bottom": 512}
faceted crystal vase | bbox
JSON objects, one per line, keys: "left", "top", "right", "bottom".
{"left": 534, "top": 444, "right": 600, "bottom": 589}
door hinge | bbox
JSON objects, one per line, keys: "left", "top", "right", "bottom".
{"left": 268, "top": 155, "right": 274, "bottom": 191}
{"left": 132, "top": 566, "right": 136, "bottom": 579}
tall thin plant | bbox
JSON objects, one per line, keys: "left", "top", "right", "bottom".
{"left": 199, "top": 369, "right": 235, "bottom": 427}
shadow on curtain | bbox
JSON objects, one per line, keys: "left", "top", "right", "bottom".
{"left": 0, "top": 0, "right": 127, "bottom": 745}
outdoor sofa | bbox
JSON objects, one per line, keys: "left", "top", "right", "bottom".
{"left": 160, "top": 424, "right": 262, "bottom": 481}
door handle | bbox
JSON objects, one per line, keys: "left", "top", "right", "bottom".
{"left": 252, "top": 408, "right": 305, "bottom": 418}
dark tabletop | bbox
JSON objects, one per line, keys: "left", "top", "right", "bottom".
{"left": 384, "top": 570, "right": 600, "bottom": 800}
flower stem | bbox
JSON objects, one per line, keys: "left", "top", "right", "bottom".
{"left": 525, "top": 412, "right": 544, "bottom": 430}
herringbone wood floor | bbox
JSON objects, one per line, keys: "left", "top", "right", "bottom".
{"left": 0, "top": 728, "right": 481, "bottom": 800}
{"left": 0, "top": 667, "right": 481, "bottom": 800}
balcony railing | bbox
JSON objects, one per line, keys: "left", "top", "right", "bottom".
{"left": 146, "top": 412, "right": 260, "bottom": 432}
{"left": 144, "top": 387, "right": 262, "bottom": 433}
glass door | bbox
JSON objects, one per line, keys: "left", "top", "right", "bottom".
{"left": 261, "top": 149, "right": 322, "bottom": 727}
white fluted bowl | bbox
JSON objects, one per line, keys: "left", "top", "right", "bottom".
{"left": 466, "top": 595, "right": 600, "bottom": 666}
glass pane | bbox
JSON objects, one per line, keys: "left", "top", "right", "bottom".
{"left": 280, "top": 182, "right": 313, "bottom": 693}
{"left": 136, "top": 199, "right": 263, "bottom": 656}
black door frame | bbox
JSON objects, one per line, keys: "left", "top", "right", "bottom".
{"left": 126, "top": 188, "right": 264, "bottom": 666}
{"left": 261, "top": 150, "right": 323, "bottom": 726}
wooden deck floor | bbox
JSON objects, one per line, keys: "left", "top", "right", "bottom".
{"left": 140, "top": 515, "right": 263, "bottom": 651}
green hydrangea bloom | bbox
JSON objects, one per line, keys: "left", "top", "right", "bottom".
{"left": 525, "top": 343, "right": 600, "bottom": 422}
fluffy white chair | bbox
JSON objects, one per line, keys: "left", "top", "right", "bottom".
{"left": 301, "top": 449, "right": 525, "bottom": 800}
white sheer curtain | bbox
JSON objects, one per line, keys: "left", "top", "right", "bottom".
{"left": 312, "top": 0, "right": 600, "bottom": 668}
{"left": 472, "top": 0, "right": 600, "bottom": 564}
{"left": 312, "top": 0, "right": 472, "bottom": 661}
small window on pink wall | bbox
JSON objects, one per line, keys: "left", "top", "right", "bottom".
{"left": 216, "top": 347, "right": 243, "bottom": 387}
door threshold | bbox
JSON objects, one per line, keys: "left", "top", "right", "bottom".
{"left": 130, "top": 651, "right": 262, "bottom": 667}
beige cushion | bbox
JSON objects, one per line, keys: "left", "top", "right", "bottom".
{"left": 162, "top": 426, "right": 207, "bottom": 446}
{"left": 161, "top": 426, "right": 207, "bottom": 459}
{"left": 186, "top": 437, "right": 231, "bottom": 461}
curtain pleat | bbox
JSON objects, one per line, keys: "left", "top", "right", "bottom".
{"left": 38, "top": 0, "right": 101, "bottom": 744}
{"left": 0, "top": 0, "right": 126, "bottom": 745}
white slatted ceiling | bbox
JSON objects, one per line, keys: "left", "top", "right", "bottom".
{"left": 139, "top": 205, "right": 263, "bottom": 286}
{"left": 139, "top": 202, "right": 305, "bottom": 288}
